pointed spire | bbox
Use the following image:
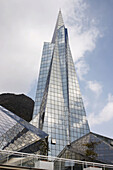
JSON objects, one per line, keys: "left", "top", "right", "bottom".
{"left": 56, "top": 9, "right": 64, "bottom": 29}
{"left": 52, "top": 10, "right": 64, "bottom": 43}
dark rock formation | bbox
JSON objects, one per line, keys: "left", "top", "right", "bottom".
{"left": 0, "top": 93, "right": 34, "bottom": 122}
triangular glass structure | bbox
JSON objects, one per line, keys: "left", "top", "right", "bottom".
{"left": 32, "top": 10, "right": 90, "bottom": 156}
{"left": 0, "top": 106, "right": 48, "bottom": 152}
{"left": 58, "top": 132, "right": 113, "bottom": 164}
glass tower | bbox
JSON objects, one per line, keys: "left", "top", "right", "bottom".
{"left": 32, "top": 10, "right": 90, "bottom": 157}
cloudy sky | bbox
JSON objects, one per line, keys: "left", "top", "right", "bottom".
{"left": 0, "top": 0, "right": 113, "bottom": 138}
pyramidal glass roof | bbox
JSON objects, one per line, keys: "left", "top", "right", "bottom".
{"left": 0, "top": 106, "right": 48, "bottom": 151}
{"left": 59, "top": 132, "right": 113, "bottom": 164}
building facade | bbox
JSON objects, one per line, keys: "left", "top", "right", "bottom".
{"left": 0, "top": 106, "right": 48, "bottom": 154}
{"left": 58, "top": 132, "right": 113, "bottom": 165}
{"left": 32, "top": 11, "right": 90, "bottom": 157}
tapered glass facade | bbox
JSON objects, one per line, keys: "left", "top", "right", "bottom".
{"left": 32, "top": 11, "right": 90, "bottom": 156}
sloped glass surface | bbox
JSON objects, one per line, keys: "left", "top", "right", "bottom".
{"left": 59, "top": 132, "right": 113, "bottom": 164}
{"left": 0, "top": 106, "right": 48, "bottom": 152}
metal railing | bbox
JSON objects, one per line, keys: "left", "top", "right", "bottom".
{"left": 0, "top": 150, "right": 113, "bottom": 170}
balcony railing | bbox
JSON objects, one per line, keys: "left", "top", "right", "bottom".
{"left": 0, "top": 150, "right": 113, "bottom": 170}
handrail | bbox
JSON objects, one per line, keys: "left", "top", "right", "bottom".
{"left": 0, "top": 149, "right": 113, "bottom": 168}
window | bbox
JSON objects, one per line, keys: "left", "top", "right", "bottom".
{"left": 51, "top": 138, "right": 56, "bottom": 145}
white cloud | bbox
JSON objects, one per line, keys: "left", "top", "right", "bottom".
{"left": 63, "top": 0, "right": 100, "bottom": 62}
{"left": 62, "top": 0, "right": 101, "bottom": 80}
{"left": 88, "top": 94, "right": 113, "bottom": 126}
{"left": 82, "top": 95, "right": 89, "bottom": 109}
{"left": 69, "top": 27, "right": 100, "bottom": 62}
{"left": 108, "top": 93, "right": 113, "bottom": 102}
{"left": 0, "top": 0, "right": 101, "bottom": 96}
{"left": 0, "top": 26, "right": 43, "bottom": 94}
{"left": 0, "top": 0, "right": 56, "bottom": 94}
{"left": 75, "top": 60, "right": 89, "bottom": 80}
{"left": 87, "top": 81, "right": 103, "bottom": 96}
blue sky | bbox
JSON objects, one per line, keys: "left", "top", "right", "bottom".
{"left": 72, "top": 0, "right": 113, "bottom": 137}
{"left": 0, "top": 0, "right": 113, "bottom": 138}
